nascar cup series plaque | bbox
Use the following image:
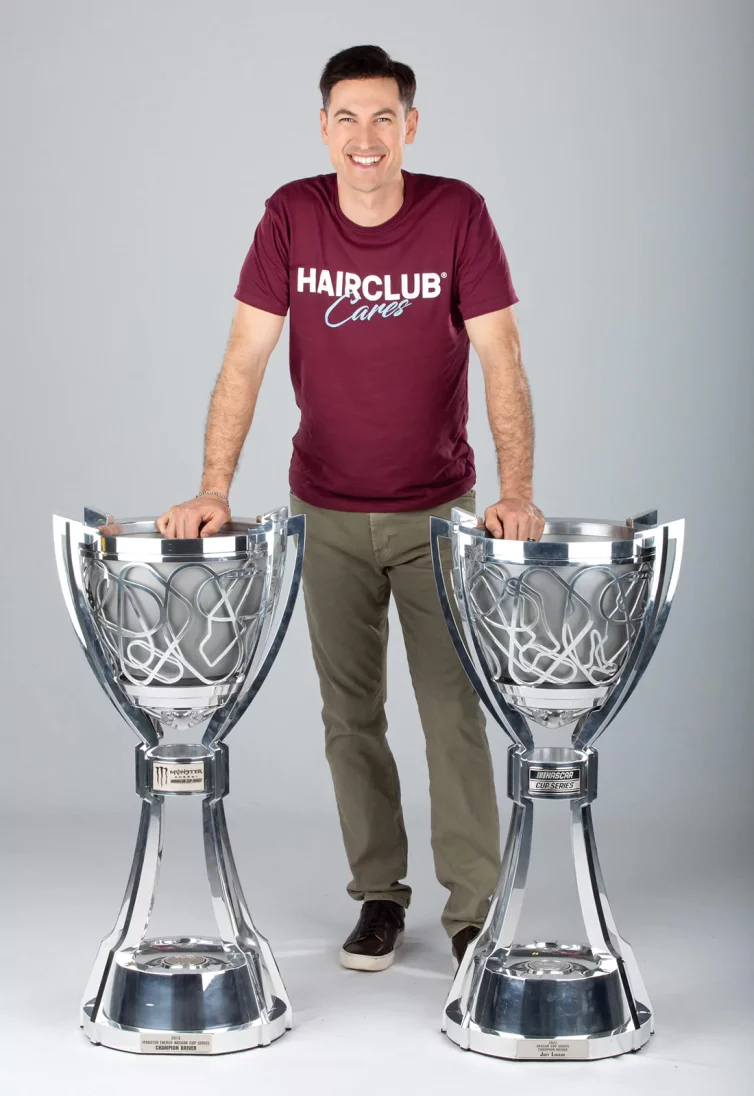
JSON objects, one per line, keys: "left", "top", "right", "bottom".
{"left": 54, "top": 506, "right": 304, "bottom": 1054}
{"left": 431, "top": 508, "right": 684, "bottom": 1060}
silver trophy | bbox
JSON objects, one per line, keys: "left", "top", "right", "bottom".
{"left": 53, "top": 506, "right": 305, "bottom": 1055}
{"left": 430, "top": 508, "right": 684, "bottom": 1061}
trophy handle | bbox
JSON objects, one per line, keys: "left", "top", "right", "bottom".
{"left": 626, "top": 508, "right": 658, "bottom": 528}
{"left": 430, "top": 516, "right": 531, "bottom": 747}
{"left": 255, "top": 505, "right": 288, "bottom": 526}
{"left": 83, "top": 506, "right": 113, "bottom": 528}
{"left": 53, "top": 515, "right": 159, "bottom": 747}
{"left": 575, "top": 519, "right": 685, "bottom": 750}
{"left": 203, "top": 512, "right": 305, "bottom": 745}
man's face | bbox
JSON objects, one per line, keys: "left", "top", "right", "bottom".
{"left": 320, "top": 77, "right": 418, "bottom": 194}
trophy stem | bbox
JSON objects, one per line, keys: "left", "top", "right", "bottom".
{"left": 571, "top": 800, "right": 653, "bottom": 1026}
{"left": 445, "top": 798, "right": 534, "bottom": 1043}
{"left": 202, "top": 792, "right": 293, "bottom": 1034}
{"left": 483, "top": 800, "right": 534, "bottom": 954}
{"left": 82, "top": 795, "right": 164, "bottom": 1030}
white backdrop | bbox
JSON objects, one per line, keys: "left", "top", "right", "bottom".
{"left": 1, "top": 2, "right": 752, "bottom": 1093}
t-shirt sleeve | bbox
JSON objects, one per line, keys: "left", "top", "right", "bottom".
{"left": 455, "top": 193, "right": 519, "bottom": 321}
{"left": 234, "top": 193, "right": 290, "bottom": 316}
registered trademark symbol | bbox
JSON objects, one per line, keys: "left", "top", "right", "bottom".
{"left": 441, "top": 272, "right": 447, "bottom": 278}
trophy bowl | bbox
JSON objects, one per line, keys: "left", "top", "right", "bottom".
{"left": 77, "top": 516, "right": 286, "bottom": 728}
{"left": 455, "top": 517, "right": 654, "bottom": 727}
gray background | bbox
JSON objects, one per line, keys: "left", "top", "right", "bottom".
{"left": 1, "top": 1, "right": 752, "bottom": 1093}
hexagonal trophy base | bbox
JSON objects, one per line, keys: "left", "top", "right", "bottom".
{"left": 82, "top": 937, "right": 288, "bottom": 1055}
{"left": 444, "top": 942, "right": 651, "bottom": 1060}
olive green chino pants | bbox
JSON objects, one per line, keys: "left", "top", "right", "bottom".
{"left": 289, "top": 488, "right": 501, "bottom": 937}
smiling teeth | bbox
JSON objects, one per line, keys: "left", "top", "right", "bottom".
{"left": 351, "top": 155, "right": 382, "bottom": 164}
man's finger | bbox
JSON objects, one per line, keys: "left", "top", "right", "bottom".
{"left": 200, "top": 510, "right": 229, "bottom": 537}
{"left": 155, "top": 509, "right": 173, "bottom": 535}
{"left": 517, "top": 513, "right": 534, "bottom": 541}
{"left": 500, "top": 509, "right": 519, "bottom": 539}
{"left": 484, "top": 507, "right": 503, "bottom": 539}
{"left": 183, "top": 512, "right": 202, "bottom": 539}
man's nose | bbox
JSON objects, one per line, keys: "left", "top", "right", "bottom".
{"left": 351, "top": 123, "right": 380, "bottom": 150}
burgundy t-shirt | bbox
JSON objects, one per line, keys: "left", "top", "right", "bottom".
{"left": 234, "top": 170, "right": 518, "bottom": 512}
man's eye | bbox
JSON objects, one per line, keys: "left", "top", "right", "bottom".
{"left": 376, "top": 117, "right": 391, "bottom": 123}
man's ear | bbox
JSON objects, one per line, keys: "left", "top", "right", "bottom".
{"left": 319, "top": 107, "right": 329, "bottom": 145}
{"left": 405, "top": 107, "right": 419, "bottom": 145}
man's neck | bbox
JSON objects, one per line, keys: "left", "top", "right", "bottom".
{"left": 336, "top": 172, "right": 405, "bottom": 227}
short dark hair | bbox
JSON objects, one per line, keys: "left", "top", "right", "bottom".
{"left": 319, "top": 45, "right": 416, "bottom": 115}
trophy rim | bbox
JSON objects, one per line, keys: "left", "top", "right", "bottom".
{"left": 451, "top": 513, "right": 658, "bottom": 564}
{"left": 80, "top": 516, "right": 278, "bottom": 562}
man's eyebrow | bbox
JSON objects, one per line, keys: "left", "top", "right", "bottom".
{"left": 332, "top": 107, "right": 397, "bottom": 118}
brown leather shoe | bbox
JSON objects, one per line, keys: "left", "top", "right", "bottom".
{"left": 340, "top": 900, "right": 406, "bottom": 971}
{"left": 452, "top": 925, "right": 480, "bottom": 969}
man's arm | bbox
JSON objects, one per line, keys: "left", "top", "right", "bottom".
{"left": 465, "top": 305, "right": 546, "bottom": 541}
{"left": 156, "top": 301, "right": 285, "bottom": 538}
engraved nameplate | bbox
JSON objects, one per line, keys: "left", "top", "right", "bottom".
{"left": 152, "top": 761, "right": 206, "bottom": 792}
{"left": 528, "top": 768, "right": 581, "bottom": 795}
{"left": 516, "top": 1038, "right": 589, "bottom": 1060}
{"left": 140, "top": 1033, "right": 213, "bottom": 1054}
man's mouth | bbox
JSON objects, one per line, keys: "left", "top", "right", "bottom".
{"left": 347, "top": 154, "right": 385, "bottom": 168}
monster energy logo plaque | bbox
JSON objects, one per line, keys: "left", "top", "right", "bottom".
{"left": 152, "top": 761, "right": 206, "bottom": 792}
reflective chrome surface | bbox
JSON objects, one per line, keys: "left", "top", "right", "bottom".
{"left": 473, "top": 944, "right": 629, "bottom": 1039}
{"left": 448, "top": 514, "right": 653, "bottom": 727}
{"left": 54, "top": 506, "right": 305, "bottom": 1054}
{"left": 431, "top": 508, "right": 684, "bottom": 1060}
{"left": 100, "top": 937, "right": 286, "bottom": 1034}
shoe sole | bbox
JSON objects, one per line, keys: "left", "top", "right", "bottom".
{"left": 340, "top": 930, "right": 404, "bottom": 972}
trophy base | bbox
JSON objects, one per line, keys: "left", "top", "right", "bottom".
{"left": 443, "top": 942, "right": 652, "bottom": 1061}
{"left": 82, "top": 936, "right": 289, "bottom": 1055}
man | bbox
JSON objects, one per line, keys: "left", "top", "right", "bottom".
{"left": 158, "top": 45, "right": 545, "bottom": 971}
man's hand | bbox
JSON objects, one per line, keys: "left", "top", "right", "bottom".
{"left": 484, "top": 497, "right": 546, "bottom": 541}
{"left": 155, "top": 495, "right": 231, "bottom": 539}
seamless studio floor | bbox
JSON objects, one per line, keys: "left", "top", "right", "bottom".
{"left": 1, "top": 807, "right": 750, "bottom": 1096}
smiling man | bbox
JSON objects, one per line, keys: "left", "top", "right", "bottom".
{"left": 157, "top": 45, "right": 544, "bottom": 971}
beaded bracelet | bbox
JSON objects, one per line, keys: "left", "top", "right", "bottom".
{"left": 196, "top": 490, "right": 230, "bottom": 504}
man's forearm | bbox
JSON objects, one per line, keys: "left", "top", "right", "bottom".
{"left": 200, "top": 347, "right": 267, "bottom": 495}
{"left": 481, "top": 343, "right": 535, "bottom": 499}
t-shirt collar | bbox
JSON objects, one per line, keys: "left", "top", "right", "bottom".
{"left": 330, "top": 170, "right": 414, "bottom": 236}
